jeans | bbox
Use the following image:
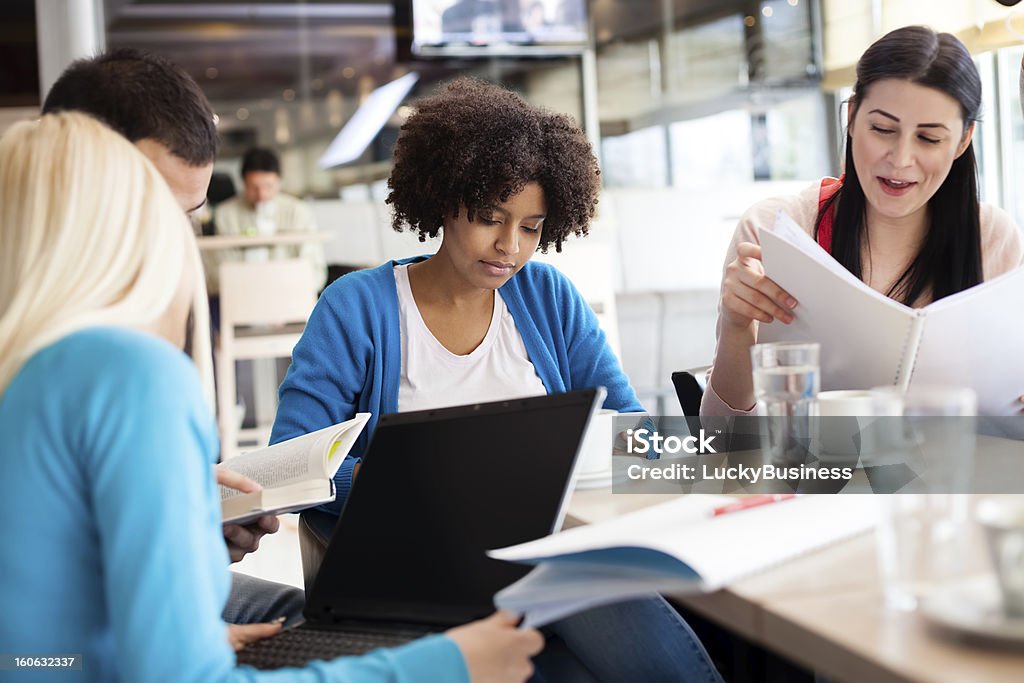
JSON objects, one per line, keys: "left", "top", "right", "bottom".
{"left": 223, "top": 571, "right": 306, "bottom": 627}
{"left": 539, "top": 595, "right": 724, "bottom": 683}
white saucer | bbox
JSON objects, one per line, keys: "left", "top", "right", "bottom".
{"left": 920, "top": 576, "right": 1024, "bottom": 645}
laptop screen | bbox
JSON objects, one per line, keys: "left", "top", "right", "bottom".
{"left": 306, "top": 389, "right": 601, "bottom": 626}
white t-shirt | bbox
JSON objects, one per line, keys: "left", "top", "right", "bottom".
{"left": 393, "top": 264, "right": 547, "bottom": 412}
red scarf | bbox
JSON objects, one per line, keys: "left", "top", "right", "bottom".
{"left": 815, "top": 175, "right": 844, "bottom": 253}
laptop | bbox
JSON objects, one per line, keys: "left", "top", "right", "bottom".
{"left": 236, "top": 387, "right": 605, "bottom": 669}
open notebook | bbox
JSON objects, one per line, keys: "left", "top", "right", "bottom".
{"left": 759, "top": 211, "right": 1024, "bottom": 415}
{"left": 490, "top": 495, "right": 877, "bottom": 627}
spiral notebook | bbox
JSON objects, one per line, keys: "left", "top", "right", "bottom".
{"left": 758, "top": 211, "right": 1024, "bottom": 416}
{"left": 490, "top": 495, "right": 877, "bottom": 627}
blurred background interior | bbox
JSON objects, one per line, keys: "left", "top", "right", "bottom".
{"left": 4, "top": 0, "right": 1024, "bottom": 416}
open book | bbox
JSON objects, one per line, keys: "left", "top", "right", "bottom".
{"left": 489, "top": 495, "right": 877, "bottom": 627}
{"left": 219, "top": 413, "right": 370, "bottom": 524}
{"left": 759, "top": 212, "right": 1024, "bottom": 415}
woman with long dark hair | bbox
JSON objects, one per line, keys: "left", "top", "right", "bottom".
{"left": 702, "top": 25, "right": 1024, "bottom": 416}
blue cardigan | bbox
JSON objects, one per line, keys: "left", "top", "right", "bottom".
{"left": 271, "top": 257, "right": 642, "bottom": 511}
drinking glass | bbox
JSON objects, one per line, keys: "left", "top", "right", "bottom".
{"left": 874, "top": 386, "right": 978, "bottom": 611}
{"left": 750, "top": 342, "right": 820, "bottom": 471}
{"left": 977, "top": 497, "right": 1024, "bottom": 617}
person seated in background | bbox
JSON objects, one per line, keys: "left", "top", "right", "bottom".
{"left": 40, "top": 47, "right": 304, "bottom": 631}
{"left": 0, "top": 111, "right": 542, "bottom": 683}
{"left": 207, "top": 147, "right": 327, "bottom": 300}
{"left": 702, "top": 25, "right": 1024, "bottom": 417}
{"left": 271, "top": 77, "right": 723, "bottom": 683}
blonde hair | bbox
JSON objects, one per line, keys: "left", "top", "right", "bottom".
{"left": 0, "top": 112, "right": 213, "bottom": 400}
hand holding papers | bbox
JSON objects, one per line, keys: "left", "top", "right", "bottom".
{"left": 490, "top": 495, "right": 877, "bottom": 627}
{"left": 759, "top": 212, "right": 1024, "bottom": 415}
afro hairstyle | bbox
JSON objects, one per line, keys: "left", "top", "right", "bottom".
{"left": 386, "top": 77, "right": 600, "bottom": 252}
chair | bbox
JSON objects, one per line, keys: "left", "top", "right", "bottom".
{"left": 298, "top": 509, "right": 334, "bottom": 593}
{"left": 673, "top": 365, "right": 762, "bottom": 452}
{"left": 215, "top": 259, "right": 317, "bottom": 460}
{"left": 672, "top": 365, "right": 710, "bottom": 438}
{"left": 671, "top": 366, "right": 710, "bottom": 417}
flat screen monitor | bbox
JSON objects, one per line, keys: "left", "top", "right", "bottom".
{"left": 411, "top": 0, "right": 587, "bottom": 57}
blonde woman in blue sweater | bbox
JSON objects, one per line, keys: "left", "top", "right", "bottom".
{"left": 0, "top": 112, "right": 542, "bottom": 683}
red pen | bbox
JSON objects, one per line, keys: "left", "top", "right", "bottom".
{"left": 712, "top": 494, "right": 797, "bottom": 517}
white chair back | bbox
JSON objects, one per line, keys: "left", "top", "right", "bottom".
{"left": 219, "top": 259, "right": 317, "bottom": 328}
{"left": 215, "top": 259, "right": 318, "bottom": 459}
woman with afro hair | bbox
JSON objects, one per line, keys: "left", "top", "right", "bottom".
{"left": 271, "top": 78, "right": 723, "bottom": 682}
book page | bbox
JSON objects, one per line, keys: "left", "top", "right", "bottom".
{"left": 494, "top": 495, "right": 730, "bottom": 559}
{"left": 492, "top": 496, "right": 877, "bottom": 623}
{"left": 912, "top": 267, "right": 1024, "bottom": 416}
{"left": 493, "top": 497, "right": 726, "bottom": 626}
{"left": 759, "top": 212, "right": 921, "bottom": 390}
{"left": 499, "top": 562, "right": 684, "bottom": 627}
{"left": 220, "top": 436, "right": 320, "bottom": 497}
{"left": 321, "top": 412, "right": 371, "bottom": 478}
{"left": 220, "top": 414, "right": 370, "bottom": 497}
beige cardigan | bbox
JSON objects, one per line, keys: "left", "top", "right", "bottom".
{"left": 701, "top": 179, "right": 1024, "bottom": 417}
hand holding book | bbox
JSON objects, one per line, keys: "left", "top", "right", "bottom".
{"left": 720, "top": 240, "right": 798, "bottom": 329}
{"left": 219, "top": 413, "right": 371, "bottom": 524}
{"left": 760, "top": 211, "right": 1024, "bottom": 415}
{"left": 216, "top": 466, "right": 281, "bottom": 562}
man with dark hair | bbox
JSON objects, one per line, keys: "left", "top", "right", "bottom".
{"left": 42, "top": 48, "right": 303, "bottom": 641}
{"left": 42, "top": 48, "right": 217, "bottom": 220}
{"left": 242, "top": 146, "right": 282, "bottom": 178}
{"left": 208, "top": 146, "right": 326, "bottom": 295}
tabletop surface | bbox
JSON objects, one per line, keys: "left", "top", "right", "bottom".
{"left": 566, "top": 438, "right": 1024, "bottom": 683}
{"left": 196, "top": 232, "right": 332, "bottom": 250}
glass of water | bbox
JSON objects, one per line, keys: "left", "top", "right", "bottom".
{"left": 874, "top": 386, "right": 977, "bottom": 611}
{"left": 750, "top": 342, "right": 820, "bottom": 471}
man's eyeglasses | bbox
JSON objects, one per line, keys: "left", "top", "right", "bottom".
{"left": 185, "top": 196, "right": 209, "bottom": 236}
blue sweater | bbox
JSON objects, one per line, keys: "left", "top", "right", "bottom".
{"left": 0, "top": 328, "right": 466, "bottom": 683}
{"left": 271, "top": 257, "right": 642, "bottom": 512}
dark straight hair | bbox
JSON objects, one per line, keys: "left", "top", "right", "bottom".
{"left": 241, "top": 147, "right": 281, "bottom": 177}
{"left": 816, "top": 26, "right": 983, "bottom": 305}
{"left": 42, "top": 48, "right": 218, "bottom": 167}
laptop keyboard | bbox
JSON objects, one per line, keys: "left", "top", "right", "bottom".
{"left": 236, "top": 624, "right": 431, "bottom": 670}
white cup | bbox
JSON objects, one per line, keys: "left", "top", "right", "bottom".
{"left": 816, "top": 390, "right": 876, "bottom": 459}
{"left": 575, "top": 410, "right": 647, "bottom": 478}
{"left": 977, "top": 497, "right": 1024, "bottom": 617}
{"left": 815, "top": 389, "right": 902, "bottom": 462}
